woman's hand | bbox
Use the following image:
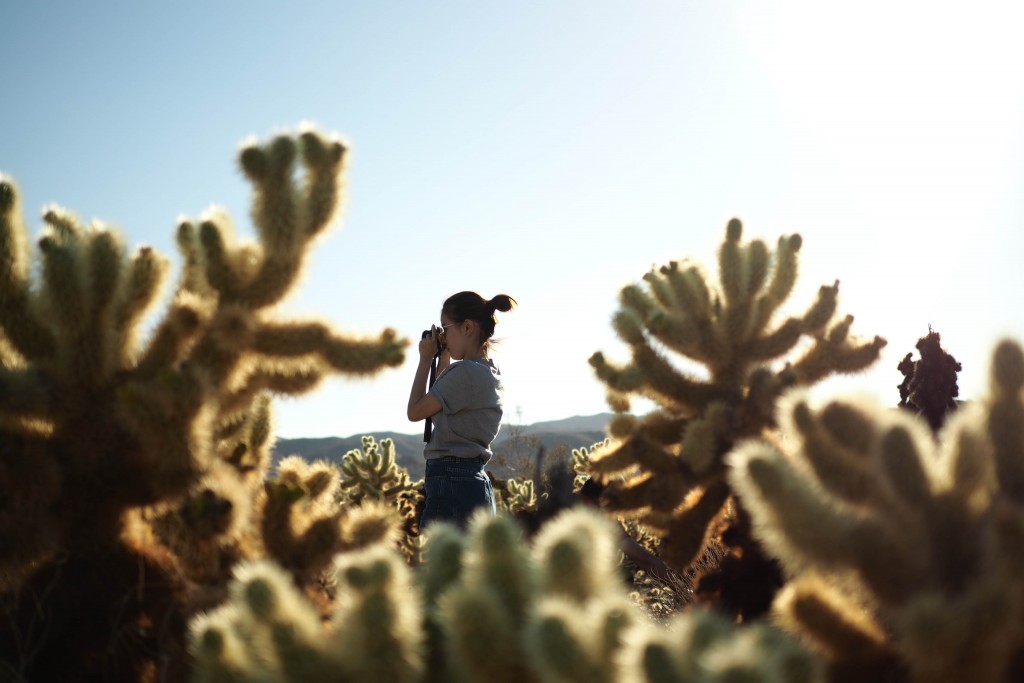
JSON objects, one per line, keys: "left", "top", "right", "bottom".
{"left": 419, "top": 326, "right": 442, "bottom": 363}
{"left": 409, "top": 328, "right": 444, "bottom": 421}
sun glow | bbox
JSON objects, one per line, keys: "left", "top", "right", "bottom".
{"left": 739, "top": 1, "right": 1024, "bottom": 400}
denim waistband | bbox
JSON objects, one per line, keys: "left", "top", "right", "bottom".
{"left": 430, "top": 455, "right": 486, "bottom": 465}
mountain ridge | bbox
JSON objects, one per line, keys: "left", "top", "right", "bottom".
{"left": 271, "top": 413, "right": 615, "bottom": 480}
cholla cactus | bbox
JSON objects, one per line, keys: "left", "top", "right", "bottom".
{"left": 728, "top": 339, "right": 1024, "bottom": 683}
{"left": 496, "top": 477, "right": 537, "bottom": 514}
{"left": 619, "top": 608, "right": 824, "bottom": 683}
{"left": 571, "top": 438, "right": 611, "bottom": 493}
{"left": 192, "top": 508, "right": 821, "bottom": 683}
{"left": 261, "top": 455, "right": 348, "bottom": 583}
{"left": 339, "top": 436, "right": 417, "bottom": 505}
{"left": 191, "top": 546, "right": 423, "bottom": 683}
{"left": 144, "top": 393, "right": 275, "bottom": 585}
{"left": 588, "top": 219, "right": 885, "bottom": 579}
{"left": 0, "top": 128, "right": 406, "bottom": 681}
{"left": 338, "top": 436, "right": 423, "bottom": 564}
{"left": 430, "top": 509, "right": 645, "bottom": 683}
{"left": 339, "top": 436, "right": 422, "bottom": 527}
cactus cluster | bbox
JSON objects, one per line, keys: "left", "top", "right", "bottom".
{"left": 0, "top": 128, "right": 406, "bottom": 681}
{"left": 729, "top": 339, "right": 1024, "bottom": 683}
{"left": 587, "top": 219, "right": 886, "bottom": 589}
{"left": 495, "top": 476, "right": 538, "bottom": 514}
{"left": 191, "top": 508, "right": 820, "bottom": 683}
{"left": 339, "top": 436, "right": 418, "bottom": 506}
{"left": 337, "top": 435, "right": 425, "bottom": 564}
{"left": 262, "top": 456, "right": 401, "bottom": 585}
{"left": 191, "top": 545, "right": 422, "bottom": 683}
{"left": 8, "top": 124, "right": 1024, "bottom": 683}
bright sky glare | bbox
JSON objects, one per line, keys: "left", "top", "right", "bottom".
{"left": 2, "top": 2, "right": 1023, "bottom": 438}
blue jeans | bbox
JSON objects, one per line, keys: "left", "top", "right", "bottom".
{"left": 421, "top": 457, "right": 496, "bottom": 530}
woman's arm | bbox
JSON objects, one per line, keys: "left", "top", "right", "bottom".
{"left": 407, "top": 331, "right": 444, "bottom": 421}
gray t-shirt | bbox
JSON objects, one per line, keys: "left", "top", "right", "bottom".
{"left": 425, "top": 358, "right": 503, "bottom": 462}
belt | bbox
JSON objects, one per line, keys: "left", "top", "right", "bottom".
{"left": 434, "top": 455, "right": 486, "bottom": 464}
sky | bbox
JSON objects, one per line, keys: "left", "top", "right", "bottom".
{"left": 2, "top": 1, "right": 1023, "bottom": 439}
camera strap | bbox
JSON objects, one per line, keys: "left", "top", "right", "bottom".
{"left": 423, "top": 351, "right": 437, "bottom": 442}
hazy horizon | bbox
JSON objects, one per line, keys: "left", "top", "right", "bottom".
{"left": 3, "top": 2, "right": 1023, "bottom": 438}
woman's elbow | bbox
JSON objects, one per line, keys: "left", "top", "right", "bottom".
{"left": 408, "top": 397, "right": 441, "bottom": 422}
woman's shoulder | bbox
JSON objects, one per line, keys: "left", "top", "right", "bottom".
{"left": 439, "top": 359, "right": 499, "bottom": 382}
{"left": 462, "top": 358, "right": 500, "bottom": 376}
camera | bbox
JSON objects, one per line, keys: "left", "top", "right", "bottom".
{"left": 422, "top": 326, "right": 445, "bottom": 355}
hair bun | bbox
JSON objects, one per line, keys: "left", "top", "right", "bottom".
{"left": 488, "top": 294, "right": 517, "bottom": 314}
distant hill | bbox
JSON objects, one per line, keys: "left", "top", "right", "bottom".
{"left": 272, "top": 413, "right": 615, "bottom": 480}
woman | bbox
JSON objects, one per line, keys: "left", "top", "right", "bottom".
{"left": 407, "top": 291, "right": 517, "bottom": 529}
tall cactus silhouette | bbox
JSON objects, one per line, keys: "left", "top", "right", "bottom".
{"left": 588, "top": 219, "right": 885, "bottom": 614}
{"left": 729, "top": 339, "right": 1024, "bottom": 683}
{"left": 897, "top": 326, "right": 962, "bottom": 431}
{"left": 0, "top": 127, "right": 406, "bottom": 682}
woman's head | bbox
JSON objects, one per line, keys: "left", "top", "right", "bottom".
{"left": 440, "top": 291, "right": 516, "bottom": 358}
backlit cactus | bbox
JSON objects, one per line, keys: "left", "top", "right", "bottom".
{"left": 339, "top": 436, "right": 418, "bottom": 505}
{"left": 191, "top": 547, "right": 423, "bottom": 683}
{"left": 0, "top": 127, "right": 406, "bottom": 681}
{"left": 338, "top": 435, "right": 424, "bottom": 564}
{"left": 619, "top": 607, "right": 824, "bottom": 683}
{"left": 430, "top": 508, "right": 650, "bottom": 683}
{"left": 191, "top": 507, "right": 819, "bottom": 683}
{"left": 571, "top": 438, "right": 611, "bottom": 493}
{"left": 496, "top": 477, "right": 538, "bottom": 514}
{"left": 588, "top": 219, "right": 885, "bottom": 584}
{"left": 728, "top": 339, "right": 1024, "bottom": 683}
{"left": 261, "top": 455, "right": 349, "bottom": 582}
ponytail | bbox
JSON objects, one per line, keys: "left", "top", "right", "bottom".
{"left": 488, "top": 294, "right": 516, "bottom": 314}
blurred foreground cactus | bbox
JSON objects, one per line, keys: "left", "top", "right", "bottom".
{"left": 588, "top": 219, "right": 885, "bottom": 616}
{"left": 729, "top": 339, "right": 1024, "bottom": 683}
{"left": 0, "top": 127, "right": 406, "bottom": 681}
{"left": 191, "top": 545, "right": 422, "bottom": 683}
{"left": 191, "top": 507, "right": 821, "bottom": 683}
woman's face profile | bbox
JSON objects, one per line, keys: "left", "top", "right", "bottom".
{"left": 439, "top": 314, "right": 474, "bottom": 360}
